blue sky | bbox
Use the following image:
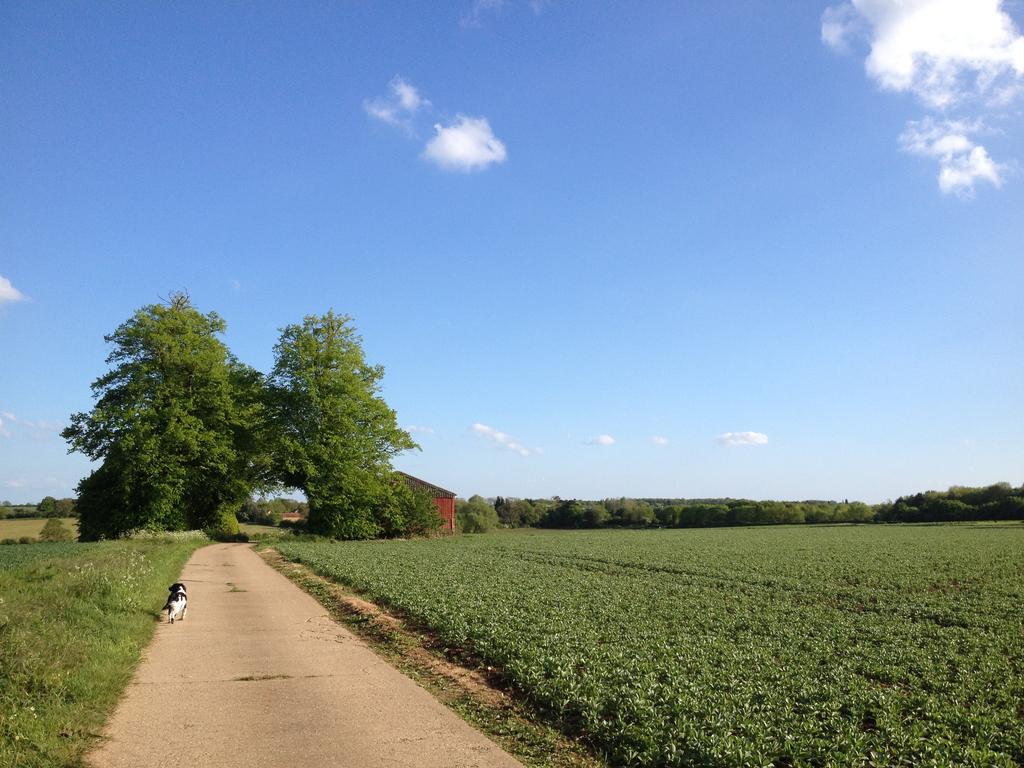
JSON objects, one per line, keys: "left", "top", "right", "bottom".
{"left": 2, "top": 1, "right": 1022, "bottom": 504}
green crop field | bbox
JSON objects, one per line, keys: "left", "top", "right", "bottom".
{"left": 276, "top": 525, "right": 1024, "bottom": 767}
{"left": 238, "top": 522, "right": 282, "bottom": 536}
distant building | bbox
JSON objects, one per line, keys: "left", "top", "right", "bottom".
{"left": 280, "top": 509, "right": 304, "bottom": 524}
{"left": 397, "top": 472, "right": 456, "bottom": 533}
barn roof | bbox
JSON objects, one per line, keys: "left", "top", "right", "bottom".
{"left": 397, "top": 471, "right": 456, "bottom": 499}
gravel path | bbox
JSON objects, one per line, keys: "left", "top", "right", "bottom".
{"left": 87, "top": 543, "right": 524, "bottom": 768}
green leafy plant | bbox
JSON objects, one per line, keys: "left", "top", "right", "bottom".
{"left": 276, "top": 525, "right": 1024, "bottom": 767}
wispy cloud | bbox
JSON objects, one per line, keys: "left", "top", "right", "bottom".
{"left": 0, "top": 275, "right": 25, "bottom": 306}
{"left": 0, "top": 411, "right": 64, "bottom": 440}
{"left": 462, "top": 0, "right": 504, "bottom": 27}
{"left": 651, "top": 435, "right": 669, "bottom": 446}
{"left": 587, "top": 434, "right": 615, "bottom": 446}
{"left": 822, "top": 0, "right": 1024, "bottom": 194}
{"left": 422, "top": 116, "right": 508, "bottom": 172}
{"left": 405, "top": 424, "right": 435, "bottom": 435}
{"left": 900, "top": 118, "right": 1002, "bottom": 196}
{"left": 2, "top": 476, "right": 71, "bottom": 492}
{"left": 364, "top": 76, "right": 430, "bottom": 131}
{"left": 461, "top": 0, "right": 548, "bottom": 28}
{"left": 471, "top": 422, "right": 537, "bottom": 456}
{"left": 718, "top": 431, "right": 768, "bottom": 447}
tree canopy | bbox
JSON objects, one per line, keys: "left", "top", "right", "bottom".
{"left": 63, "top": 300, "right": 435, "bottom": 541}
{"left": 63, "top": 294, "right": 267, "bottom": 539}
{"left": 264, "top": 311, "right": 419, "bottom": 538}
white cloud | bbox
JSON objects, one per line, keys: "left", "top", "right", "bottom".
{"left": 587, "top": 434, "right": 615, "bottom": 446}
{"left": 718, "top": 431, "right": 769, "bottom": 447}
{"left": 0, "top": 275, "right": 25, "bottom": 305}
{"left": 651, "top": 435, "right": 669, "bottom": 446}
{"left": 822, "top": 0, "right": 1024, "bottom": 108}
{"left": 422, "top": 116, "right": 507, "bottom": 172}
{"left": 899, "top": 117, "right": 1003, "bottom": 194}
{"left": 0, "top": 416, "right": 10, "bottom": 438}
{"left": 405, "top": 424, "right": 435, "bottom": 434}
{"left": 364, "top": 83, "right": 507, "bottom": 173}
{"left": 471, "top": 422, "right": 536, "bottom": 456}
{"left": 823, "top": 0, "right": 1024, "bottom": 195}
{"left": 364, "top": 77, "right": 430, "bottom": 129}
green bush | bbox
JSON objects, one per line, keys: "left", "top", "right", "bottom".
{"left": 207, "top": 530, "right": 249, "bottom": 543}
{"left": 457, "top": 495, "right": 499, "bottom": 533}
{"left": 38, "top": 518, "right": 74, "bottom": 542}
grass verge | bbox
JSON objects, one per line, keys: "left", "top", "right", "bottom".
{"left": 0, "top": 539, "right": 205, "bottom": 768}
{"left": 259, "top": 548, "right": 605, "bottom": 768}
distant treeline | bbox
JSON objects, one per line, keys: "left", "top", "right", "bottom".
{"left": 0, "top": 497, "right": 77, "bottom": 519}
{"left": 236, "top": 497, "right": 309, "bottom": 526}
{"left": 485, "top": 483, "right": 1024, "bottom": 531}
{"left": 876, "top": 484, "right": 1024, "bottom": 523}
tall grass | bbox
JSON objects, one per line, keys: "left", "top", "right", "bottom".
{"left": 0, "top": 540, "right": 204, "bottom": 768}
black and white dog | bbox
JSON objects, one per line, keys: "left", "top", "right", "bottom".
{"left": 163, "top": 582, "right": 188, "bottom": 624}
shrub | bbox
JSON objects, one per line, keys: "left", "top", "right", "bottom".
{"left": 38, "top": 518, "right": 74, "bottom": 542}
{"left": 124, "top": 529, "right": 210, "bottom": 542}
{"left": 207, "top": 530, "right": 249, "bottom": 543}
{"left": 457, "top": 495, "right": 499, "bottom": 533}
{"left": 397, "top": 486, "right": 444, "bottom": 537}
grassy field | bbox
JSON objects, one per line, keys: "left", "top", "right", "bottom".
{"left": 0, "top": 539, "right": 204, "bottom": 768}
{"left": 276, "top": 525, "right": 1024, "bottom": 768}
{"left": 238, "top": 522, "right": 282, "bottom": 536}
{"left": 0, "top": 517, "right": 79, "bottom": 540}
{"left": 0, "top": 519, "right": 284, "bottom": 541}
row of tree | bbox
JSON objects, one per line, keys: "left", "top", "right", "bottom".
{"left": 876, "top": 483, "right": 1024, "bottom": 522}
{"left": 63, "top": 295, "right": 436, "bottom": 541}
{"left": 482, "top": 483, "right": 1024, "bottom": 530}
{"left": 0, "top": 497, "right": 77, "bottom": 519}
{"left": 237, "top": 498, "right": 308, "bottom": 526}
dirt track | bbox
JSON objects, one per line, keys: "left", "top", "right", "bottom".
{"left": 87, "top": 543, "right": 524, "bottom": 768}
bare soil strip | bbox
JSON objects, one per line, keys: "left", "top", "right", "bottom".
{"left": 86, "top": 543, "right": 524, "bottom": 768}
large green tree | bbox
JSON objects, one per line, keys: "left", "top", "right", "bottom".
{"left": 265, "top": 311, "right": 417, "bottom": 538}
{"left": 63, "top": 294, "right": 267, "bottom": 540}
{"left": 456, "top": 495, "right": 499, "bottom": 533}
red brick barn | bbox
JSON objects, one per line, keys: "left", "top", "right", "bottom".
{"left": 397, "top": 472, "right": 457, "bottom": 533}
{"left": 280, "top": 509, "right": 304, "bottom": 524}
